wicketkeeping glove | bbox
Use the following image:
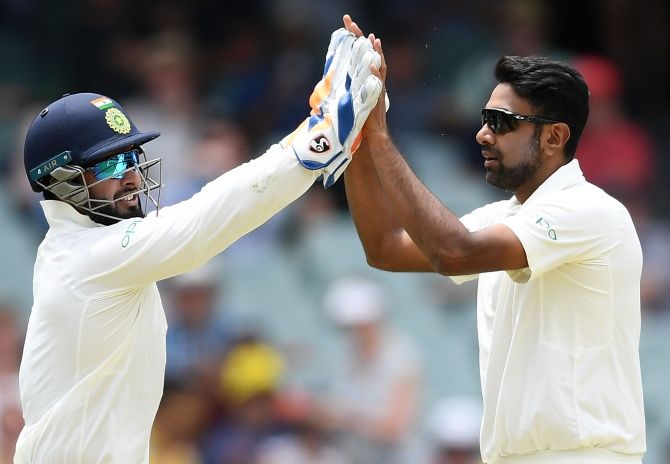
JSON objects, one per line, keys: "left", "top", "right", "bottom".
{"left": 280, "top": 29, "right": 383, "bottom": 188}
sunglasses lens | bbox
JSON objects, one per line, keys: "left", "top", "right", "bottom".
{"left": 91, "top": 150, "right": 139, "bottom": 180}
{"left": 499, "top": 112, "right": 518, "bottom": 133}
{"left": 482, "top": 109, "right": 518, "bottom": 134}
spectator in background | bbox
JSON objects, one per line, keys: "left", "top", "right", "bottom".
{"left": 162, "top": 116, "right": 250, "bottom": 206}
{"left": 150, "top": 382, "right": 209, "bottom": 464}
{"left": 200, "top": 333, "right": 284, "bottom": 464}
{"left": 255, "top": 410, "right": 347, "bottom": 464}
{"left": 572, "top": 55, "right": 656, "bottom": 197}
{"left": 204, "top": 23, "right": 275, "bottom": 144}
{"left": 190, "top": 119, "right": 251, "bottom": 188}
{"left": 380, "top": 34, "right": 433, "bottom": 133}
{"left": 426, "top": 397, "right": 482, "bottom": 464}
{"left": 124, "top": 30, "right": 202, "bottom": 205}
{"left": 571, "top": 55, "right": 669, "bottom": 315}
{"left": 316, "top": 277, "right": 423, "bottom": 464}
{"left": 164, "top": 260, "right": 237, "bottom": 389}
{"left": 443, "top": 0, "right": 569, "bottom": 141}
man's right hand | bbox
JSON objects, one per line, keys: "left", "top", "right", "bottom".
{"left": 342, "top": 14, "right": 390, "bottom": 141}
{"left": 280, "top": 28, "right": 382, "bottom": 188}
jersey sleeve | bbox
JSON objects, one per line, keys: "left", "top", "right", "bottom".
{"left": 76, "top": 144, "right": 318, "bottom": 291}
{"left": 449, "top": 201, "right": 509, "bottom": 284}
{"left": 501, "top": 190, "right": 623, "bottom": 284}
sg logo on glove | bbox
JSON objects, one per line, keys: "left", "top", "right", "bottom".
{"left": 310, "top": 134, "right": 331, "bottom": 154}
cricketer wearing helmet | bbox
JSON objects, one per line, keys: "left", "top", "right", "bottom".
{"left": 16, "top": 29, "right": 382, "bottom": 464}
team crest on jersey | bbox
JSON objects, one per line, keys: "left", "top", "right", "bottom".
{"left": 309, "top": 134, "right": 331, "bottom": 153}
{"left": 105, "top": 108, "right": 131, "bottom": 134}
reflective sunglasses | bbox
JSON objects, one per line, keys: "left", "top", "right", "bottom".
{"left": 88, "top": 149, "right": 140, "bottom": 181}
{"left": 481, "top": 108, "right": 561, "bottom": 135}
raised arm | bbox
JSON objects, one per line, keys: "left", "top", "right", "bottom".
{"left": 343, "top": 16, "right": 528, "bottom": 276}
{"left": 341, "top": 15, "right": 431, "bottom": 272}
{"left": 344, "top": 133, "right": 434, "bottom": 272}
{"left": 78, "top": 26, "right": 385, "bottom": 290}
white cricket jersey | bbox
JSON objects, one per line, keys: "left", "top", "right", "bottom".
{"left": 453, "top": 160, "right": 645, "bottom": 463}
{"left": 15, "top": 144, "right": 318, "bottom": 463}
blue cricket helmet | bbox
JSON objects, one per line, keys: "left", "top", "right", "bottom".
{"left": 24, "top": 92, "right": 161, "bottom": 192}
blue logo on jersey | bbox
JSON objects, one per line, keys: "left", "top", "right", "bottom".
{"left": 536, "top": 216, "right": 557, "bottom": 240}
{"left": 121, "top": 220, "right": 141, "bottom": 248}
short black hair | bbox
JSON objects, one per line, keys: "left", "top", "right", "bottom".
{"left": 494, "top": 56, "right": 589, "bottom": 161}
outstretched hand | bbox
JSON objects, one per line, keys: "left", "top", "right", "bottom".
{"left": 280, "top": 26, "right": 382, "bottom": 188}
{"left": 343, "top": 14, "right": 389, "bottom": 139}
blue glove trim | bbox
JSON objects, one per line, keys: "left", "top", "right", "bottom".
{"left": 299, "top": 159, "right": 330, "bottom": 170}
{"left": 323, "top": 157, "right": 349, "bottom": 189}
{"left": 292, "top": 147, "right": 343, "bottom": 170}
{"left": 323, "top": 33, "right": 348, "bottom": 76}
{"left": 308, "top": 111, "right": 323, "bottom": 130}
{"left": 336, "top": 92, "right": 354, "bottom": 145}
{"left": 322, "top": 55, "right": 334, "bottom": 76}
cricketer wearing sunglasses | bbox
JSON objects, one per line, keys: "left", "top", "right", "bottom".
{"left": 16, "top": 28, "right": 383, "bottom": 464}
{"left": 342, "top": 15, "right": 645, "bottom": 464}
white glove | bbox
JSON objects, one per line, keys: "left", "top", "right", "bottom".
{"left": 281, "top": 29, "right": 382, "bottom": 188}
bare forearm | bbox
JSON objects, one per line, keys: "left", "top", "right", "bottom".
{"left": 345, "top": 140, "right": 433, "bottom": 271}
{"left": 339, "top": 18, "right": 527, "bottom": 275}
{"left": 345, "top": 140, "right": 400, "bottom": 261}
{"left": 365, "top": 132, "right": 471, "bottom": 273}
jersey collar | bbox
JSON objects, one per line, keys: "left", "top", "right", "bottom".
{"left": 41, "top": 200, "right": 101, "bottom": 229}
{"left": 514, "top": 159, "right": 586, "bottom": 207}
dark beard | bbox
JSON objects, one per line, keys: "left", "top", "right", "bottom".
{"left": 89, "top": 195, "right": 144, "bottom": 225}
{"left": 485, "top": 129, "right": 542, "bottom": 192}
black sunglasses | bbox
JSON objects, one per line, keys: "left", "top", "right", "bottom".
{"left": 481, "top": 108, "right": 562, "bottom": 135}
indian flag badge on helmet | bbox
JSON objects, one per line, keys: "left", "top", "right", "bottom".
{"left": 105, "top": 107, "right": 132, "bottom": 134}
{"left": 90, "top": 96, "right": 114, "bottom": 110}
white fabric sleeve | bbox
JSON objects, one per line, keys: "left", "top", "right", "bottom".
{"left": 76, "top": 144, "right": 318, "bottom": 290}
{"left": 448, "top": 202, "right": 507, "bottom": 285}
{"left": 501, "top": 193, "right": 624, "bottom": 284}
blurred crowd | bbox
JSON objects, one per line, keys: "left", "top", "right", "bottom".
{"left": 1, "top": 0, "right": 669, "bottom": 463}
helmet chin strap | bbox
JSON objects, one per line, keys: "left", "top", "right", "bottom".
{"left": 37, "top": 157, "right": 163, "bottom": 224}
